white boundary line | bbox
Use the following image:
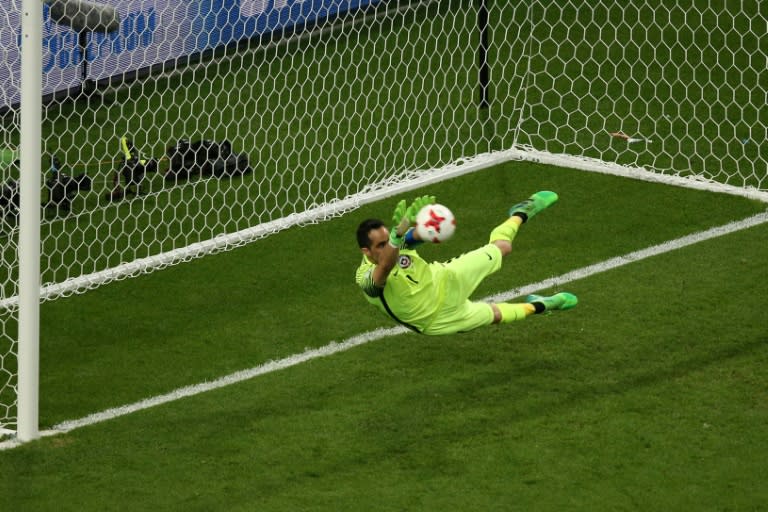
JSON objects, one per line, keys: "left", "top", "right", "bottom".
{"left": 2, "top": 210, "right": 767, "bottom": 450}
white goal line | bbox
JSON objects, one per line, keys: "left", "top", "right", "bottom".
{"left": 2, "top": 210, "right": 767, "bottom": 450}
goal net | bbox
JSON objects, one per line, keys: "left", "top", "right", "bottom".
{"left": 1, "top": 0, "right": 766, "bottom": 435}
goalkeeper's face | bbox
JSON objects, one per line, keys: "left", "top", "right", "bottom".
{"left": 361, "top": 226, "right": 390, "bottom": 264}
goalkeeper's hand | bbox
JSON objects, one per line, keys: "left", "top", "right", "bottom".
{"left": 389, "top": 199, "right": 410, "bottom": 247}
{"left": 389, "top": 195, "right": 436, "bottom": 247}
{"left": 405, "top": 195, "right": 436, "bottom": 223}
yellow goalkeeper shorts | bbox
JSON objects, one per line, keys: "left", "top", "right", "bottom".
{"left": 423, "top": 243, "right": 503, "bottom": 335}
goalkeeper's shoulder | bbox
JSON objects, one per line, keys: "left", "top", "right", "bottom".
{"left": 355, "top": 255, "right": 378, "bottom": 288}
{"left": 355, "top": 257, "right": 383, "bottom": 297}
{"left": 355, "top": 255, "right": 373, "bottom": 279}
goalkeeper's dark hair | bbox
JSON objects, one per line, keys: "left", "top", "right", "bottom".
{"left": 357, "top": 218, "right": 386, "bottom": 248}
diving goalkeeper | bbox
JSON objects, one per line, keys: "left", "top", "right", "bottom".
{"left": 355, "top": 191, "right": 577, "bottom": 335}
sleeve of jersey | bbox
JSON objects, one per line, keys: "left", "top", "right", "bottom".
{"left": 356, "top": 265, "right": 384, "bottom": 298}
{"left": 403, "top": 228, "right": 424, "bottom": 249}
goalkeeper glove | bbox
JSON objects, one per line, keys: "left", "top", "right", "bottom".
{"left": 389, "top": 199, "right": 410, "bottom": 247}
{"left": 405, "top": 195, "right": 436, "bottom": 224}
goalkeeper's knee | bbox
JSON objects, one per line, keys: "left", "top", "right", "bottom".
{"left": 489, "top": 218, "right": 520, "bottom": 244}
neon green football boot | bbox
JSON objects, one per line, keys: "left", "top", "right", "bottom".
{"left": 509, "top": 191, "right": 559, "bottom": 221}
{"left": 525, "top": 292, "right": 578, "bottom": 311}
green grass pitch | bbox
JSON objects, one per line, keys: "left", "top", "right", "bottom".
{"left": 1, "top": 0, "right": 767, "bottom": 509}
{"left": 2, "top": 164, "right": 767, "bottom": 510}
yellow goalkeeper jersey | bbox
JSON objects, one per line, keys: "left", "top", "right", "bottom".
{"left": 355, "top": 249, "right": 447, "bottom": 333}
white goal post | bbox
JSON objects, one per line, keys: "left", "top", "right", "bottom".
{"left": 1, "top": 0, "right": 766, "bottom": 440}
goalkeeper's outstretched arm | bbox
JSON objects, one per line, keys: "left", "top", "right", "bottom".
{"left": 371, "top": 228, "right": 399, "bottom": 287}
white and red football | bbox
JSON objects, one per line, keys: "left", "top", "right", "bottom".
{"left": 415, "top": 203, "right": 456, "bottom": 243}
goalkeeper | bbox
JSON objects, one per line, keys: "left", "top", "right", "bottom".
{"left": 355, "top": 191, "right": 577, "bottom": 335}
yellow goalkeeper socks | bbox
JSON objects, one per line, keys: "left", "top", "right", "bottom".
{"left": 497, "top": 303, "right": 535, "bottom": 323}
{"left": 489, "top": 217, "right": 521, "bottom": 244}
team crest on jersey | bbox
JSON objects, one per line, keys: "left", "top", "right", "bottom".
{"left": 398, "top": 255, "right": 412, "bottom": 269}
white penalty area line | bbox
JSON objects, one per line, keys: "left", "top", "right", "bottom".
{"left": 486, "top": 210, "right": 768, "bottom": 304}
{"left": 2, "top": 210, "right": 767, "bottom": 450}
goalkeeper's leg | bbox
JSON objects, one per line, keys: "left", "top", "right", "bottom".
{"left": 489, "top": 191, "right": 559, "bottom": 254}
{"left": 424, "top": 291, "right": 577, "bottom": 334}
{"left": 492, "top": 292, "right": 578, "bottom": 323}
